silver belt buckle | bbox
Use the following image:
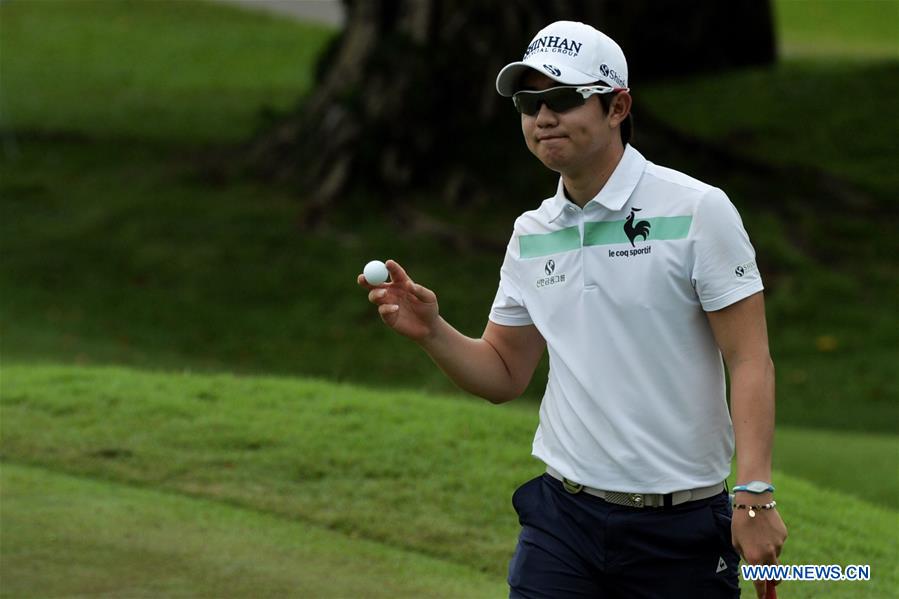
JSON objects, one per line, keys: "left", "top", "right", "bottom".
{"left": 605, "top": 490, "right": 650, "bottom": 507}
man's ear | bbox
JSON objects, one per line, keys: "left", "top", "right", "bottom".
{"left": 609, "top": 92, "right": 632, "bottom": 128}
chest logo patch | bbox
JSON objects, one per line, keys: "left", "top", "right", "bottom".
{"left": 624, "top": 208, "right": 651, "bottom": 246}
{"left": 536, "top": 258, "right": 566, "bottom": 288}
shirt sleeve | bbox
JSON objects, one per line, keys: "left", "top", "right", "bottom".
{"left": 488, "top": 231, "right": 533, "bottom": 326}
{"left": 691, "top": 188, "right": 764, "bottom": 311}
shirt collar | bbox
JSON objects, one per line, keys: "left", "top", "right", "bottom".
{"left": 548, "top": 145, "right": 648, "bottom": 222}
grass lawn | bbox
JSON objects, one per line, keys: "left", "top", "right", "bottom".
{"left": 640, "top": 59, "right": 899, "bottom": 202}
{"left": 0, "top": 0, "right": 335, "bottom": 143}
{"left": 774, "top": 426, "right": 898, "bottom": 508}
{"left": 1, "top": 462, "right": 504, "bottom": 598}
{"left": 1, "top": 364, "right": 896, "bottom": 597}
{"left": 774, "top": 0, "right": 899, "bottom": 59}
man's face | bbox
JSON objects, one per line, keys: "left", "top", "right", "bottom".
{"left": 518, "top": 71, "right": 617, "bottom": 175}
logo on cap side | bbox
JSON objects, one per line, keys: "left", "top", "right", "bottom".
{"left": 524, "top": 36, "right": 583, "bottom": 59}
{"left": 599, "top": 63, "right": 626, "bottom": 87}
{"left": 542, "top": 64, "right": 561, "bottom": 77}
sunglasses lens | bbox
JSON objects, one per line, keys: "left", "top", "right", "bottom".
{"left": 513, "top": 88, "right": 585, "bottom": 115}
{"left": 545, "top": 88, "right": 584, "bottom": 112}
{"left": 513, "top": 93, "right": 539, "bottom": 115}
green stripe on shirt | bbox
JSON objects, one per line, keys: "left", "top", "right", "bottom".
{"left": 583, "top": 215, "right": 692, "bottom": 246}
{"left": 519, "top": 226, "right": 581, "bottom": 258}
{"left": 517, "top": 216, "right": 692, "bottom": 258}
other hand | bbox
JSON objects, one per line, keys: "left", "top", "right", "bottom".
{"left": 732, "top": 501, "right": 787, "bottom": 598}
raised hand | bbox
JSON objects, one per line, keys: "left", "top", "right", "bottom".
{"left": 358, "top": 259, "right": 440, "bottom": 342}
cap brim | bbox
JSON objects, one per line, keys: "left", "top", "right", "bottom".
{"left": 496, "top": 60, "right": 597, "bottom": 96}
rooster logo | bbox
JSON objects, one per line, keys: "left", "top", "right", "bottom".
{"left": 624, "top": 207, "right": 651, "bottom": 247}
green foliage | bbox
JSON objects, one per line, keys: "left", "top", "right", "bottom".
{"left": 2, "top": 365, "right": 897, "bottom": 597}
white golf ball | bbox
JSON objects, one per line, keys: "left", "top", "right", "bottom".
{"left": 363, "top": 260, "right": 389, "bottom": 285}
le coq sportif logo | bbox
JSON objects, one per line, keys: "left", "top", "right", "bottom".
{"left": 624, "top": 207, "right": 651, "bottom": 247}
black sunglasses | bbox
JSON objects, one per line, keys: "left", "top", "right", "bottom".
{"left": 512, "top": 85, "right": 623, "bottom": 116}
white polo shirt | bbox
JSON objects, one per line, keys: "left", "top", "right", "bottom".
{"left": 489, "top": 145, "right": 763, "bottom": 493}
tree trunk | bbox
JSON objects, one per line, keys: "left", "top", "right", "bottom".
{"left": 244, "top": 0, "right": 776, "bottom": 227}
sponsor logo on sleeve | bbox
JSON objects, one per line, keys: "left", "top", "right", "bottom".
{"left": 734, "top": 260, "right": 758, "bottom": 278}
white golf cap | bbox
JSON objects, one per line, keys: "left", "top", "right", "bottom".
{"left": 496, "top": 21, "right": 629, "bottom": 97}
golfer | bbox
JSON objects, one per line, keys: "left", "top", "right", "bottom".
{"left": 359, "top": 20, "right": 786, "bottom": 598}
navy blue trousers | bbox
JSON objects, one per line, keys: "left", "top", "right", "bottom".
{"left": 508, "top": 474, "right": 741, "bottom": 598}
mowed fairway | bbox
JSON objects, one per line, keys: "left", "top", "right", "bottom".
{"left": 1, "top": 365, "right": 897, "bottom": 598}
{"left": 1, "top": 463, "right": 504, "bottom": 597}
